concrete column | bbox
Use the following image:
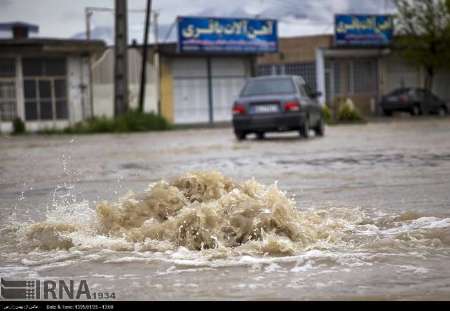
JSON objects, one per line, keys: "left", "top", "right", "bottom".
{"left": 154, "top": 51, "right": 161, "bottom": 115}
{"left": 114, "top": 0, "right": 129, "bottom": 116}
{"left": 15, "top": 56, "right": 25, "bottom": 120}
{"left": 315, "top": 48, "right": 326, "bottom": 106}
{"left": 206, "top": 56, "right": 213, "bottom": 124}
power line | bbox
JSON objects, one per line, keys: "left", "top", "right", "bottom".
{"left": 278, "top": 17, "right": 333, "bottom": 26}
{"left": 86, "top": 7, "right": 147, "bottom": 14}
{"left": 138, "top": 0, "right": 152, "bottom": 113}
{"left": 163, "top": 19, "right": 177, "bottom": 42}
{"left": 85, "top": 6, "right": 158, "bottom": 41}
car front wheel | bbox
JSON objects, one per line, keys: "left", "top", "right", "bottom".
{"left": 438, "top": 106, "right": 447, "bottom": 117}
{"left": 235, "top": 131, "right": 246, "bottom": 141}
{"left": 314, "top": 118, "right": 325, "bottom": 137}
{"left": 411, "top": 105, "right": 421, "bottom": 116}
{"left": 383, "top": 109, "right": 393, "bottom": 116}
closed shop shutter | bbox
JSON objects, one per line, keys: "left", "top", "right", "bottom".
{"left": 433, "top": 73, "right": 450, "bottom": 101}
{"left": 211, "top": 58, "right": 247, "bottom": 122}
{"left": 172, "top": 58, "right": 209, "bottom": 124}
{"left": 385, "top": 58, "right": 420, "bottom": 93}
{"left": 172, "top": 57, "right": 249, "bottom": 124}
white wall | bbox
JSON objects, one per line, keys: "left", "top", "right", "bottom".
{"left": 0, "top": 122, "right": 13, "bottom": 133}
{"left": 92, "top": 48, "right": 158, "bottom": 118}
{"left": 1, "top": 55, "right": 90, "bottom": 133}
{"left": 67, "top": 56, "right": 91, "bottom": 124}
{"left": 382, "top": 55, "right": 450, "bottom": 102}
{"left": 433, "top": 72, "right": 450, "bottom": 102}
{"left": 383, "top": 56, "right": 422, "bottom": 94}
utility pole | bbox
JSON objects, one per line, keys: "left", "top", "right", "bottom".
{"left": 85, "top": 7, "right": 146, "bottom": 41}
{"left": 85, "top": 8, "right": 94, "bottom": 118}
{"left": 153, "top": 10, "right": 161, "bottom": 115}
{"left": 85, "top": 8, "right": 92, "bottom": 40}
{"left": 138, "top": 0, "right": 152, "bottom": 113}
{"left": 114, "top": 0, "right": 129, "bottom": 116}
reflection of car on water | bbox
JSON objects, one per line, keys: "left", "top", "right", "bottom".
{"left": 379, "top": 87, "right": 449, "bottom": 117}
{"left": 231, "top": 75, "right": 325, "bottom": 140}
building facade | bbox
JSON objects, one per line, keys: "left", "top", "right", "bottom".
{"left": 91, "top": 46, "right": 159, "bottom": 117}
{"left": 152, "top": 16, "right": 276, "bottom": 125}
{"left": 257, "top": 34, "right": 450, "bottom": 115}
{"left": 0, "top": 22, "right": 105, "bottom": 133}
{"left": 154, "top": 43, "right": 255, "bottom": 125}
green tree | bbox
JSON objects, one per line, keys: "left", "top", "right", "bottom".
{"left": 394, "top": 0, "right": 450, "bottom": 90}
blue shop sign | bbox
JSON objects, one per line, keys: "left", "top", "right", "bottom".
{"left": 177, "top": 16, "right": 278, "bottom": 53}
{"left": 335, "top": 14, "right": 394, "bottom": 46}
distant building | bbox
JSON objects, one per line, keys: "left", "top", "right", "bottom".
{"left": 90, "top": 41, "right": 254, "bottom": 125}
{"left": 150, "top": 42, "right": 255, "bottom": 125}
{"left": 137, "top": 16, "right": 277, "bottom": 125}
{"left": 257, "top": 28, "right": 450, "bottom": 115}
{"left": 258, "top": 34, "right": 387, "bottom": 114}
{"left": 0, "top": 22, "right": 105, "bottom": 133}
{"left": 91, "top": 46, "right": 159, "bottom": 118}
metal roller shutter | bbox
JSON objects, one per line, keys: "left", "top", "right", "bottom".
{"left": 385, "top": 58, "right": 420, "bottom": 93}
{"left": 172, "top": 58, "right": 209, "bottom": 124}
{"left": 172, "top": 57, "right": 249, "bottom": 124}
{"left": 211, "top": 58, "right": 247, "bottom": 122}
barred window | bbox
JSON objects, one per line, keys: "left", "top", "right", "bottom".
{"left": 256, "top": 64, "right": 273, "bottom": 76}
{"left": 0, "top": 58, "right": 15, "bottom": 78}
{"left": 257, "top": 62, "right": 317, "bottom": 90}
{"left": 332, "top": 61, "right": 342, "bottom": 95}
{"left": 0, "top": 81, "right": 16, "bottom": 121}
{"left": 0, "top": 58, "right": 17, "bottom": 121}
{"left": 22, "top": 58, "right": 68, "bottom": 121}
{"left": 22, "top": 58, "right": 66, "bottom": 77}
{"left": 353, "top": 59, "right": 377, "bottom": 94}
{"left": 284, "top": 63, "right": 316, "bottom": 90}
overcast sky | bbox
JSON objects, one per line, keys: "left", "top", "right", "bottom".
{"left": 0, "top": 0, "right": 395, "bottom": 44}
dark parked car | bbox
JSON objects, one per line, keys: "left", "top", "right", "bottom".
{"left": 232, "top": 75, "right": 324, "bottom": 140}
{"left": 379, "top": 87, "right": 448, "bottom": 116}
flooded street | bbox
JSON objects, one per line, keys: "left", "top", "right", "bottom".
{"left": 1, "top": 118, "right": 450, "bottom": 300}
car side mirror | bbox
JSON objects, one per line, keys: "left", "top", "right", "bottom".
{"left": 311, "top": 91, "right": 322, "bottom": 99}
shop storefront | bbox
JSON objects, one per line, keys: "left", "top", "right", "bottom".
{"left": 157, "top": 16, "right": 278, "bottom": 125}
{"left": 315, "top": 14, "right": 394, "bottom": 114}
{"left": 256, "top": 14, "right": 450, "bottom": 115}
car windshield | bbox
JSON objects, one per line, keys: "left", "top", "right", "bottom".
{"left": 241, "top": 78, "right": 296, "bottom": 96}
{"left": 388, "top": 88, "right": 410, "bottom": 96}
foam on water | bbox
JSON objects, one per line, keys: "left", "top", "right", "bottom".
{"left": 3, "top": 171, "right": 450, "bottom": 268}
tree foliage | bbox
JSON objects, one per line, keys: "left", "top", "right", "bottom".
{"left": 394, "top": 0, "right": 450, "bottom": 90}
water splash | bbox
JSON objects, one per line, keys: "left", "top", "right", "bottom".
{"left": 8, "top": 171, "right": 449, "bottom": 260}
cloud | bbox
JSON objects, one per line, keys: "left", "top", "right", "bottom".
{"left": 0, "top": 0, "right": 14, "bottom": 8}
{"left": 0, "top": 0, "right": 397, "bottom": 41}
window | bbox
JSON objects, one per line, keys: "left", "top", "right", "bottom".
{"left": 256, "top": 62, "right": 317, "bottom": 91}
{"left": 0, "top": 58, "right": 17, "bottom": 121}
{"left": 333, "top": 61, "right": 342, "bottom": 95}
{"left": 0, "top": 59, "right": 16, "bottom": 78}
{"left": 22, "top": 58, "right": 68, "bottom": 121}
{"left": 256, "top": 64, "right": 274, "bottom": 76}
{"left": 298, "top": 83, "right": 308, "bottom": 97}
{"left": 328, "top": 59, "right": 378, "bottom": 97}
{"left": 388, "top": 88, "right": 410, "bottom": 96}
{"left": 353, "top": 59, "right": 377, "bottom": 94}
{"left": 304, "top": 84, "right": 315, "bottom": 99}
{"left": 241, "top": 78, "right": 296, "bottom": 96}
{"left": 284, "top": 63, "right": 317, "bottom": 90}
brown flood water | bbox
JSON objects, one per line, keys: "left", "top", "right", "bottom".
{"left": 1, "top": 118, "right": 450, "bottom": 300}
